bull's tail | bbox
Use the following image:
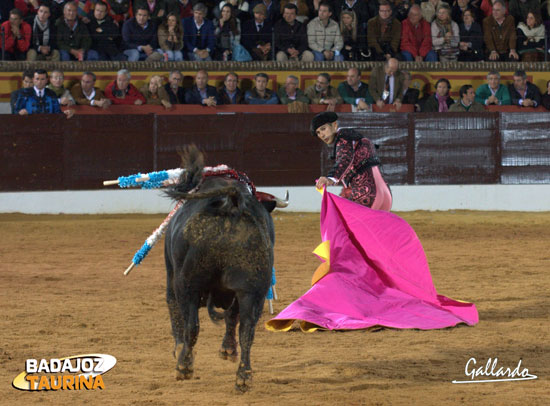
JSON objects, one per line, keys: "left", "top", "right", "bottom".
{"left": 164, "top": 145, "right": 205, "bottom": 201}
{"left": 206, "top": 294, "right": 225, "bottom": 323}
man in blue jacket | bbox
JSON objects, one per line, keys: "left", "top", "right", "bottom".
{"left": 183, "top": 3, "right": 215, "bottom": 61}
{"left": 122, "top": 6, "right": 162, "bottom": 61}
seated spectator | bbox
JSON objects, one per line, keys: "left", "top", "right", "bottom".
{"left": 14, "top": 69, "right": 74, "bottom": 118}
{"left": 14, "top": 1, "right": 40, "bottom": 20}
{"left": 274, "top": 3, "right": 313, "bottom": 61}
{"left": 278, "top": 74, "right": 309, "bottom": 104}
{"left": 245, "top": 72, "right": 279, "bottom": 104}
{"left": 241, "top": 3, "right": 273, "bottom": 60}
{"left": 48, "top": 69, "right": 75, "bottom": 106}
{"left": 71, "top": 71, "right": 111, "bottom": 108}
{"left": 369, "top": 57, "right": 404, "bottom": 110}
{"left": 483, "top": 0, "right": 518, "bottom": 61}
{"left": 56, "top": 1, "right": 95, "bottom": 61}
{"left": 307, "top": 1, "right": 344, "bottom": 61}
{"left": 420, "top": 0, "right": 442, "bottom": 23}
{"left": 334, "top": 0, "right": 371, "bottom": 30}
{"left": 10, "top": 69, "right": 33, "bottom": 114}
{"left": 508, "top": 0, "right": 538, "bottom": 24}
{"left": 337, "top": 67, "right": 373, "bottom": 111}
{"left": 157, "top": 12, "right": 183, "bottom": 60}
{"left": 183, "top": 3, "right": 215, "bottom": 61}
{"left": 1, "top": 8, "right": 31, "bottom": 60}
{"left": 339, "top": 9, "right": 368, "bottom": 61}
{"left": 541, "top": 80, "right": 550, "bottom": 110}
{"left": 250, "top": 0, "right": 280, "bottom": 24}
{"left": 387, "top": 0, "right": 411, "bottom": 22}
{"left": 45, "top": 0, "right": 67, "bottom": 22}
{"left": 458, "top": 9, "right": 483, "bottom": 61}
{"left": 185, "top": 69, "right": 218, "bottom": 105}
{"left": 449, "top": 84, "right": 486, "bottom": 112}
{"left": 26, "top": 4, "right": 60, "bottom": 61}
{"left": 122, "top": 6, "right": 163, "bottom": 61}
{"left": 219, "top": 0, "right": 249, "bottom": 22}
{"left": 516, "top": 11, "right": 544, "bottom": 62}
{"left": 104, "top": 69, "right": 146, "bottom": 105}
{"left": 367, "top": 1, "right": 401, "bottom": 61}
{"left": 88, "top": 0, "right": 126, "bottom": 61}
{"left": 452, "top": 0, "right": 483, "bottom": 24}
{"left": 422, "top": 78, "right": 454, "bottom": 112}
{"left": 217, "top": 72, "right": 244, "bottom": 104}
{"left": 1, "top": 2, "right": 15, "bottom": 24}
{"left": 305, "top": 73, "right": 343, "bottom": 108}
{"left": 133, "top": 0, "right": 168, "bottom": 25}
{"left": 475, "top": 70, "right": 511, "bottom": 105}
{"left": 508, "top": 69, "right": 542, "bottom": 108}
{"left": 400, "top": 70, "right": 420, "bottom": 109}
{"left": 400, "top": 4, "right": 436, "bottom": 62}
{"left": 279, "top": 0, "right": 309, "bottom": 23}
{"left": 213, "top": 4, "right": 243, "bottom": 61}
{"left": 165, "top": 69, "right": 185, "bottom": 104}
{"left": 431, "top": 4, "right": 459, "bottom": 61}
{"left": 106, "top": 0, "right": 132, "bottom": 24}
{"left": 140, "top": 75, "right": 172, "bottom": 108}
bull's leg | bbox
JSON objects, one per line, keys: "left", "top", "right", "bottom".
{"left": 165, "top": 252, "right": 184, "bottom": 359}
{"left": 234, "top": 292, "right": 265, "bottom": 392}
{"left": 175, "top": 289, "right": 200, "bottom": 381}
{"left": 220, "top": 299, "right": 239, "bottom": 362}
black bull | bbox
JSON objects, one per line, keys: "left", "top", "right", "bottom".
{"left": 164, "top": 166, "right": 274, "bottom": 391}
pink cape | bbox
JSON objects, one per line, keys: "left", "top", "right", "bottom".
{"left": 266, "top": 191, "right": 478, "bottom": 332}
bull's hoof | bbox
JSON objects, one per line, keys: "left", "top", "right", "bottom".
{"left": 235, "top": 369, "right": 252, "bottom": 392}
{"left": 173, "top": 343, "right": 184, "bottom": 359}
{"left": 219, "top": 347, "right": 238, "bottom": 362}
{"left": 175, "top": 366, "right": 194, "bottom": 381}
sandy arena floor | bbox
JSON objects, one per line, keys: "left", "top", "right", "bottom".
{"left": 0, "top": 211, "right": 548, "bottom": 405}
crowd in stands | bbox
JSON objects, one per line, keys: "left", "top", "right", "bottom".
{"left": 2, "top": 0, "right": 550, "bottom": 62}
{"left": 10, "top": 61, "right": 550, "bottom": 115}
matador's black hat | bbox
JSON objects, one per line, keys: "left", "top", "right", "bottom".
{"left": 311, "top": 112, "right": 338, "bottom": 136}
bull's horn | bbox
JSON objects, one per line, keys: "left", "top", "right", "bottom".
{"left": 275, "top": 190, "right": 289, "bottom": 208}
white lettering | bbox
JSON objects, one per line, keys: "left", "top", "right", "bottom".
{"left": 453, "top": 357, "right": 537, "bottom": 384}
{"left": 38, "top": 359, "right": 49, "bottom": 373}
{"left": 465, "top": 357, "right": 476, "bottom": 380}
{"left": 25, "top": 359, "right": 37, "bottom": 373}
{"left": 50, "top": 359, "right": 61, "bottom": 373}
{"left": 81, "top": 358, "right": 93, "bottom": 373}
{"left": 93, "top": 357, "right": 104, "bottom": 372}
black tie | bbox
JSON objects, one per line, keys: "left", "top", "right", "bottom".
{"left": 258, "top": 24, "right": 263, "bottom": 32}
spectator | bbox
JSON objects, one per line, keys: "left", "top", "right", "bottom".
{"left": 104, "top": 69, "right": 146, "bottom": 105}
{"left": 483, "top": 0, "right": 518, "bottom": 61}
{"left": 422, "top": 78, "right": 454, "bottom": 112}
{"left": 140, "top": 75, "right": 172, "bottom": 108}
{"left": 1, "top": 2, "right": 15, "bottom": 24}
{"left": 55, "top": 1, "right": 94, "bottom": 61}
{"left": 274, "top": 3, "right": 313, "bottom": 61}
{"left": 185, "top": 69, "right": 218, "bottom": 105}
{"left": 541, "top": 80, "right": 550, "bottom": 110}
{"left": 307, "top": 1, "right": 344, "bottom": 61}
{"left": 133, "top": 0, "right": 168, "bottom": 25}
{"left": 475, "top": 70, "right": 511, "bottom": 105}
{"left": 369, "top": 57, "right": 404, "bottom": 110}
{"left": 71, "top": 71, "right": 111, "bottom": 107}
{"left": 46, "top": 0, "right": 69, "bottom": 21}
{"left": 400, "top": 70, "right": 419, "bottom": 109}
{"left": 339, "top": 9, "right": 368, "bottom": 61}
{"left": 305, "top": 73, "right": 343, "bottom": 109}
{"left": 14, "top": 0, "right": 40, "bottom": 20}
{"left": 367, "top": 0, "right": 401, "bottom": 61}
{"left": 157, "top": 12, "right": 183, "bottom": 60}
{"left": 10, "top": 69, "right": 33, "bottom": 114}
{"left": 400, "top": 4, "right": 436, "bottom": 62}
{"left": 278, "top": 74, "right": 309, "bottom": 104}
{"left": 88, "top": 0, "right": 125, "bottom": 61}
{"left": 387, "top": 0, "right": 411, "bottom": 22}
{"left": 508, "top": 0, "right": 539, "bottom": 24}
{"left": 213, "top": 4, "right": 243, "bottom": 61}
{"left": 106, "top": 0, "right": 132, "bottom": 24}
{"left": 449, "top": 84, "right": 486, "bottom": 112}
{"left": 122, "top": 6, "right": 163, "bottom": 61}
{"left": 338, "top": 67, "right": 373, "bottom": 111}
{"left": 241, "top": 3, "right": 273, "bottom": 60}
{"left": 516, "top": 11, "right": 544, "bottom": 62}
{"left": 183, "top": 3, "right": 215, "bottom": 61}
{"left": 279, "top": 0, "right": 309, "bottom": 23}
{"left": 249, "top": 0, "right": 280, "bottom": 24}
{"left": 165, "top": 70, "right": 186, "bottom": 104}
{"left": 26, "top": 4, "right": 60, "bottom": 61}
{"left": 458, "top": 9, "right": 483, "bottom": 61}
{"left": 48, "top": 69, "right": 75, "bottom": 106}
{"left": 218, "top": 0, "right": 249, "bottom": 22}
{"left": 431, "top": 4, "right": 459, "bottom": 61}
{"left": 217, "top": 72, "right": 244, "bottom": 104}
{"left": 452, "top": 0, "right": 483, "bottom": 24}
{"left": 420, "top": 0, "right": 442, "bottom": 23}
{"left": 1, "top": 8, "right": 31, "bottom": 60}
{"left": 245, "top": 72, "right": 279, "bottom": 104}
{"left": 14, "top": 69, "right": 74, "bottom": 118}
{"left": 334, "top": 0, "right": 371, "bottom": 30}
{"left": 508, "top": 69, "right": 542, "bottom": 108}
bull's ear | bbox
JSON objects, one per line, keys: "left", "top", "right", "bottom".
{"left": 260, "top": 200, "right": 277, "bottom": 213}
